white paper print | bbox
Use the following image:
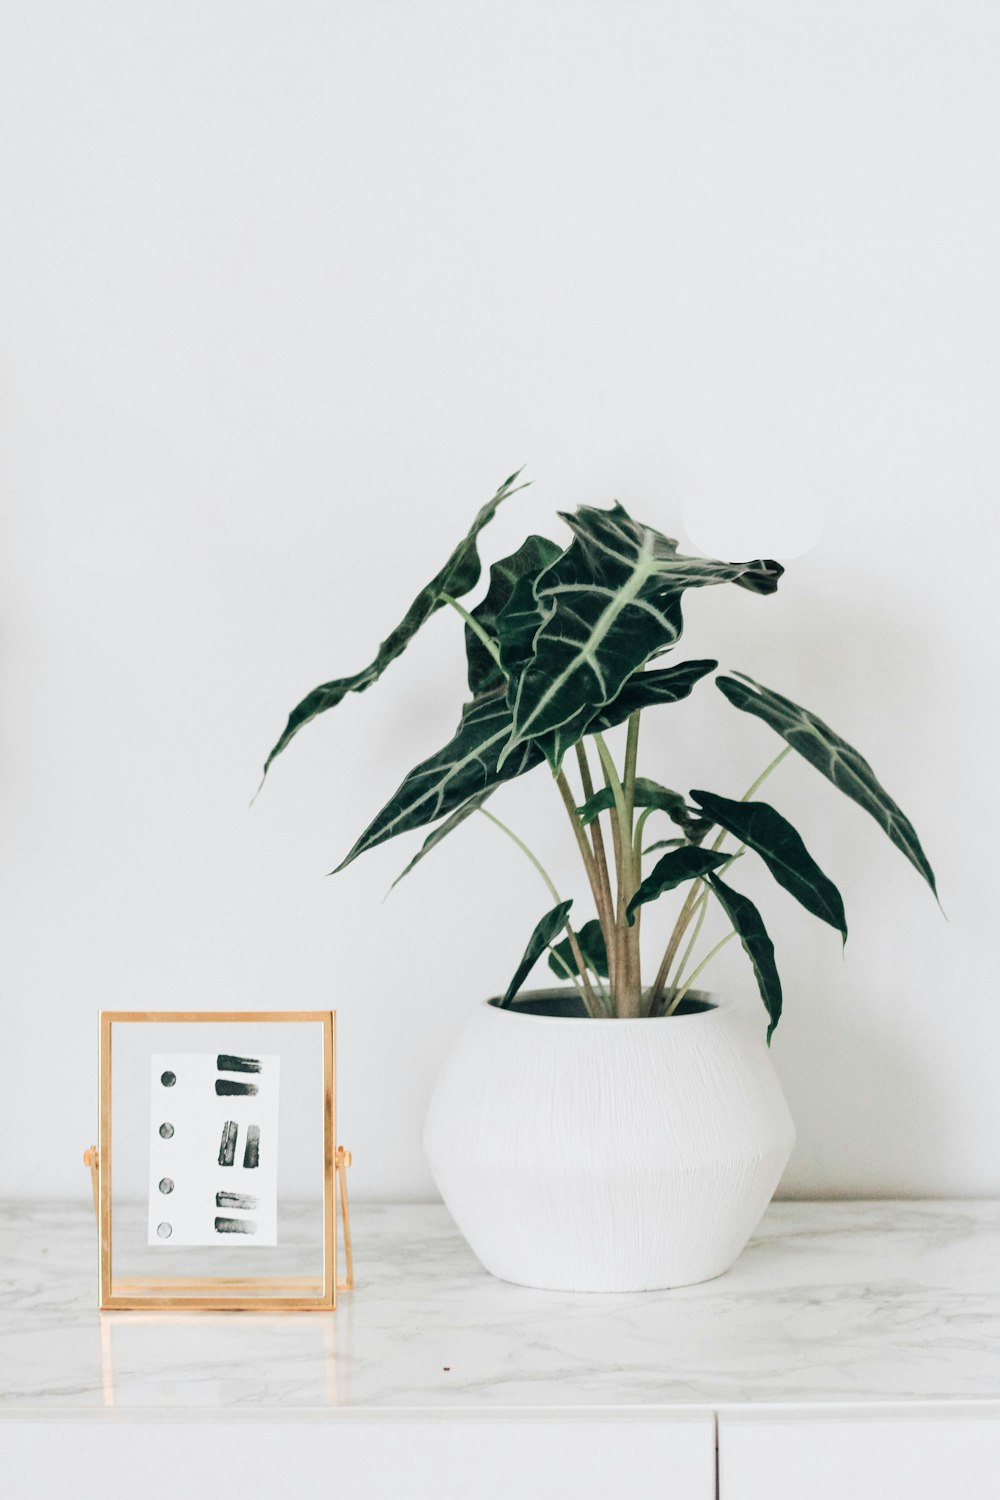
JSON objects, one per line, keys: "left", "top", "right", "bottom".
{"left": 147, "top": 1051, "right": 280, "bottom": 1247}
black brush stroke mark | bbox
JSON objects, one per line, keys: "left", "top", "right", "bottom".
{"left": 215, "top": 1191, "right": 258, "bottom": 1210}
{"left": 215, "top": 1216, "right": 258, "bottom": 1235}
{"left": 215, "top": 1079, "right": 259, "bottom": 1096}
{"left": 216, "top": 1054, "right": 262, "bottom": 1074}
{"left": 218, "top": 1120, "right": 238, "bottom": 1166}
{"left": 243, "top": 1124, "right": 260, "bottom": 1169}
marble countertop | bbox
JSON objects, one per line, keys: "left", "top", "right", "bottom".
{"left": 2, "top": 1200, "right": 999, "bottom": 1415}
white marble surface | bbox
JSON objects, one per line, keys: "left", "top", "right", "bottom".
{"left": 1, "top": 1201, "right": 999, "bottom": 1414}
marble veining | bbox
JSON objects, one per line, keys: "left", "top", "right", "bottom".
{"left": 1, "top": 1201, "right": 999, "bottom": 1414}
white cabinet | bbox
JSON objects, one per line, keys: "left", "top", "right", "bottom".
{"left": 719, "top": 1406, "right": 1000, "bottom": 1500}
{"left": 0, "top": 1415, "right": 716, "bottom": 1500}
{"left": 3, "top": 1201, "right": 999, "bottom": 1500}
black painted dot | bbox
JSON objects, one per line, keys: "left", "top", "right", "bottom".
{"left": 158, "top": 1177, "right": 174, "bottom": 1194}
{"left": 159, "top": 1122, "right": 174, "bottom": 1139}
{"left": 161, "top": 1070, "right": 176, "bottom": 1087}
{"left": 156, "top": 1222, "right": 172, "bottom": 1239}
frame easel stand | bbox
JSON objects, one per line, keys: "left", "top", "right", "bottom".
{"left": 83, "top": 1144, "right": 354, "bottom": 1296}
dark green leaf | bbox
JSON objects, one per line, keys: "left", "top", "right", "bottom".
{"left": 578, "top": 775, "right": 711, "bottom": 845}
{"left": 626, "top": 845, "right": 732, "bottom": 925}
{"left": 389, "top": 789, "right": 492, "bottom": 890}
{"left": 707, "top": 873, "right": 783, "bottom": 1042}
{"left": 716, "top": 674, "right": 937, "bottom": 897}
{"left": 499, "top": 504, "right": 781, "bottom": 768}
{"left": 577, "top": 779, "right": 688, "bottom": 827}
{"left": 538, "top": 659, "right": 719, "bottom": 768}
{"left": 466, "top": 535, "right": 561, "bottom": 695}
{"left": 501, "top": 900, "right": 573, "bottom": 1007}
{"left": 496, "top": 569, "right": 546, "bottom": 684}
{"left": 336, "top": 689, "right": 543, "bottom": 870}
{"left": 262, "top": 468, "right": 528, "bottom": 779}
{"left": 591, "top": 659, "right": 719, "bottom": 722}
{"left": 643, "top": 837, "right": 686, "bottom": 853}
{"left": 547, "top": 918, "right": 609, "bottom": 980}
{"left": 691, "top": 790, "right": 848, "bottom": 943}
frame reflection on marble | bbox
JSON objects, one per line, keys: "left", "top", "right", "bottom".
{"left": 96, "top": 1011, "right": 337, "bottom": 1311}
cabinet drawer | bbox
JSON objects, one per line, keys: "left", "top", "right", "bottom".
{"left": 719, "top": 1405, "right": 1000, "bottom": 1500}
{"left": 0, "top": 1412, "right": 716, "bottom": 1500}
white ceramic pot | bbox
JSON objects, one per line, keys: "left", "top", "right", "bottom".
{"left": 423, "top": 990, "right": 795, "bottom": 1292}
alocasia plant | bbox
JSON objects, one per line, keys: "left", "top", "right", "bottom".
{"left": 261, "top": 471, "right": 937, "bottom": 1039}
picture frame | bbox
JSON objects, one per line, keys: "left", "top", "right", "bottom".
{"left": 90, "top": 1010, "right": 348, "bottom": 1311}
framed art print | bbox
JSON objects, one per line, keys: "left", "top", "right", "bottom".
{"left": 96, "top": 1011, "right": 338, "bottom": 1310}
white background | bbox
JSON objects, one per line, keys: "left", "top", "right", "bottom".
{"left": 1, "top": 1, "right": 996, "bottom": 1202}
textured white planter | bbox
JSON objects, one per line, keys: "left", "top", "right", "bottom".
{"left": 423, "top": 990, "right": 795, "bottom": 1292}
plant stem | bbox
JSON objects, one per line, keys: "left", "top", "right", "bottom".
{"left": 574, "top": 741, "right": 616, "bottom": 984}
{"left": 478, "top": 806, "right": 561, "bottom": 903}
{"left": 666, "top": 885, "right": 710, "bottom": 1009}
{"left": 595, "top": 730, "right": 642, "bottom": 1018}
{"left": 651, "top": 745, "right": 793, "bottom": 1010}
{"left": 440, "top": 593, "right": 501, "bottom": 666}
{"left": 478, "top": 807, "right": 601, "bottom": 1015}
{"left": 740, "top": 744, "right": 792, "bottom": 804}
{"left": 665, "top": 930, "right": 736, "bottom": 1015}
{"left": 553, "top": 768, "right": 606, "bottom": 917}
{"left": 621, "top": 711, "right": 643, "bottom": 1012}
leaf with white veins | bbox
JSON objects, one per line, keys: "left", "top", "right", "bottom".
{"left": 716, "top": 673, "right": 937, "bottom": 898}
{"left": 466, "top": 535, "right": 561, "bottom": 695}
{"left": 336, "top": 689, "right": 543, "bottom": 870}
{"left": 537, "top": 659, "right": 719, "bottom": 768}
{"left": 499, "top": 505, "right": 780, "bottom": 768}
{"left": 389, "top": 789, "right": 493, "bottom": 890}
{"left": 691, "top": 789, "right": 848, "bottom": 942}
{"left": 262, "top": 468, "right": 528, "bottom": 779}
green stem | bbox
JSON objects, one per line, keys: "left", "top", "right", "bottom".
{"left": 575, "top": 741, "right": 616, "bottom": 982}
{"left": 741, "top": 744, "right": 792, "bottom": 804}
{"left": 665, "top": 930, "right": 736, "bottom": 1015}
{"left": 593, "top": 733, "right": 630, "bottom": 857}
{"left": 633, "top": 806, "right": 654, "bottom": 862}
{"left": 654, "top": 745, "right": 793, "bottom": 1006}
{"left": 479, "top": 807, "right": 561, "bottom": 903}
{"left": 594, "top": 730, "right": 643, "bottom": 1017}
{"left": 440, "top": 593, "right": 501, "bottom": 666}
{"left": 478, "top": 807, "right": 602, "bottom": 1016}
{"left": 667, "top": 886, "right": 711, "bottom": 1008}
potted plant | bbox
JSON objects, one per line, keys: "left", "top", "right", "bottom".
{"left": 261, "top": 470, "right": 937, "bottom": 1291}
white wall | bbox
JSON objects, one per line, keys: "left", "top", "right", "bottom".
{"left": 1, "top": 1, "right": 997, "bottom": 1203}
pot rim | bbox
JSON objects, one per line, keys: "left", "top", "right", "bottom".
{"left": 484, "top": 987, "right": 732, "bottom": 1025}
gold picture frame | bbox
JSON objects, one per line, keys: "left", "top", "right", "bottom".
{"left": 90, "top": 1010, "right": 350, "bottom": 1312}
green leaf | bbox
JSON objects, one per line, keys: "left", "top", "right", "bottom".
{"left": 496, "top": 569, "right": 546, "bottom": 684}
{"left": 466, "top": 535, "right": 561, "bottom": 695}
{"left": 389, "top": 790, "right": 492, "bottom": 890}
{"left": 547, "top": 918, "right": 609, "bottom": 980}
{"left": 593, "top": 656, "right": 717, "bottom": 716}
{"left": 499, "top": 504, "right": 781, "bottom": 768}
{"left": 716, "top": 674, "right": 937, "bottom": 898}
{"left": 262, "top": 468, "right": 528, "bottom": 779}
{"left": 707, "top": 873, "right": 783, "bottom": 1042}
{"left": 578, "top": 775, "right": 712, "bottom": 844}
{"left": 643, "top": 837, "right": 686, "bottom": 854}
{"left": 691, "top": 790, "right": 848, "bottom": 943}
{"left": 577, "top": 779, "right": 687, "bottom": 827}
{"left": 336, "top": 689, "right": 543, "bottom": 870}
{"left": 501, "top": 900, "right": 574, "bottom": 1007}
{"left": 626, "top": 845, "right": 732, "bottom": 925}
{"left": 538, "top": 659, "right": 719, "bottom": 768}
